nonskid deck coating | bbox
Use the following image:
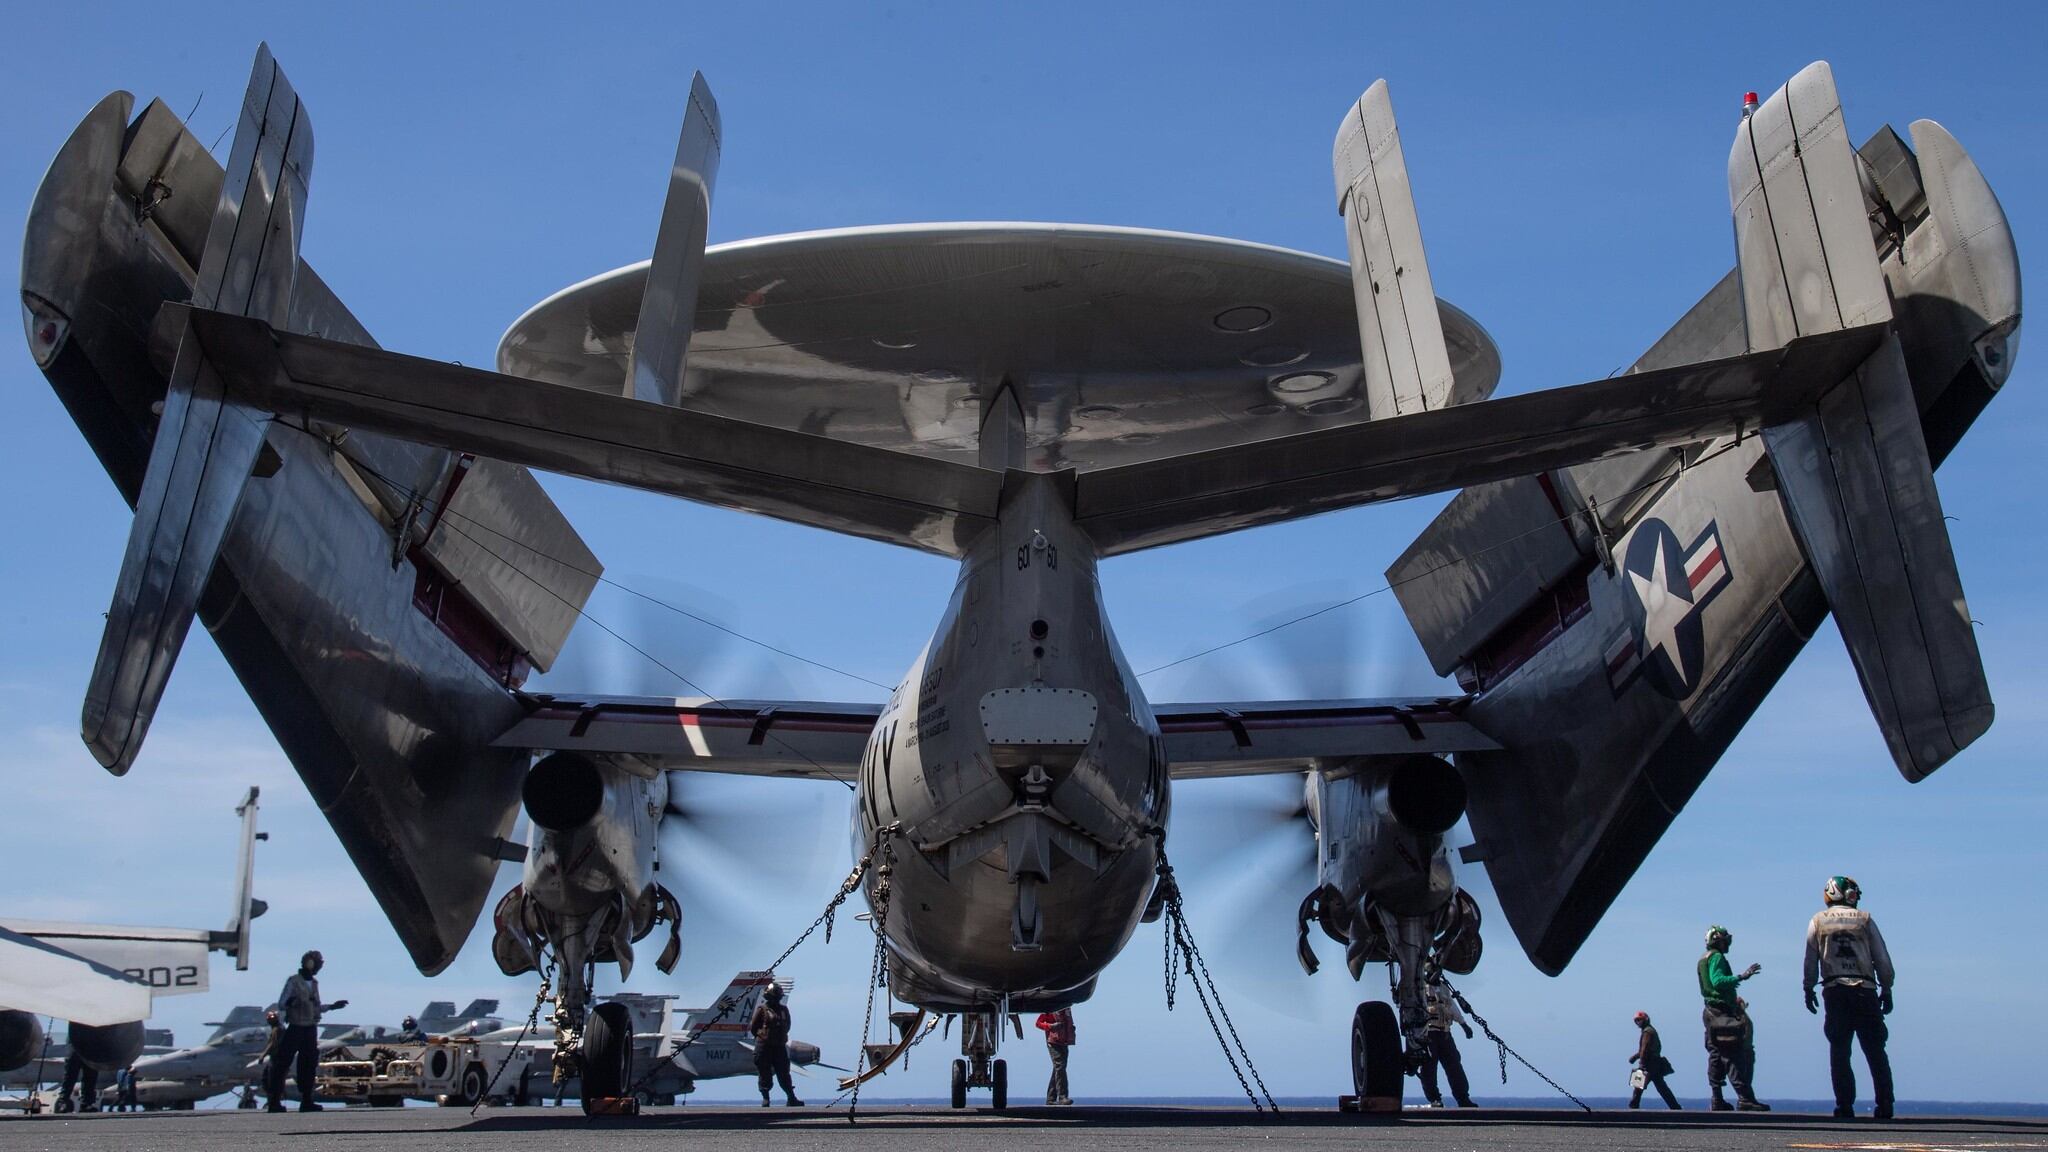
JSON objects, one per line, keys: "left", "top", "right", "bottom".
{"left": 3, "top": 1105, "right": 2046, "bottom": 1152}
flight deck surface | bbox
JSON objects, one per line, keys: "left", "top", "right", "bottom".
{"left": 4, "top": 1105, "right": 2044, "bottom": 1151}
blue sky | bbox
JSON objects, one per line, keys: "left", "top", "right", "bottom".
{"left": 3, "top": 1, "right": 2044, "bottom": 1104}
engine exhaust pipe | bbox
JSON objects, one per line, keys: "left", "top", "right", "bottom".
{"left": 0, "top": 1010, "right": 43, "bottom": 1073}
{"left": 522, "top": 752, "right": 605, "bottom": 832}
{"left": 1377, "top": 756, "right": 1466, "bottom": 836}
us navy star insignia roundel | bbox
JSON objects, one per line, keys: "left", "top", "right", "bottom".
{"left": 1604, "top": 518, "right": 1732, "bottom": 698}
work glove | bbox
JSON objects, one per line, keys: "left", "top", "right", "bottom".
{"left": 1628, "top": 1053, "right": 1639, "bottom": 1064}
{"left": 1739, "top": 963, "right": 1761, "bottom": 980}
{"left": 1879, "top": 987, "right": 1893, "bottom": 1016}
{"left": 331, "top": 999, "right": 349, "bottom": 1011}
{"left": 1804, "top": 988, "right": 1818, "bottom": 1014}
{"left": 1462, "top": 1024, "right": 1474, "bottom": 1041}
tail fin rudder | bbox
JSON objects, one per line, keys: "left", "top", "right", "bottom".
{"left": 1736, "top": 62, "right": 1993, "bottom": 779}
{"left": 81, "top": 45, "right": 310, "bottom": 775}
{"left": 1333, "top": 80, "right": 1464, "bottom": 418}
{"left": 221, "top": 787, "right": 264, "bottom": 970}
{"left": 202, "top": 1005, "right": 267, "bottom": 1042}
{"left": 624, "top": 72, "right": 721, "bottom": 407}
{"left": 682, "top": 972, "right": 784, "bottom": 1036}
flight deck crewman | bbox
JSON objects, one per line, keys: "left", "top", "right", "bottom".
{"left": 749, "top": 983, "right": 803, "bottom": 1108}
{"left": 1627, "top": 1011, "right": 1680, "bottom": 1109}
{"left": 1699, "top": 925, "right": 1768, "bottom": 1111}
{"left": 1036, "top": 1009, "right": 1075, "bottom": 1105}
{"left": 1803, "top": 876, "right": 1896, "bottom": 1120}
{"left": 268, "top": 950, "right": 346, "bottom": 1113}
{"left": 1417, "top": 979, "right": 1476, "bottom": 1108}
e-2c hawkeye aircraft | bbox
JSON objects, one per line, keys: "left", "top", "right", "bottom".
{"left": 19, "top": 47, "right": 2017, "bottom": 1109}
{"left": 1, "top": 790, "right": 265, "bottom": 1098}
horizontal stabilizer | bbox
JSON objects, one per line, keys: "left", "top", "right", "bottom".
{"left": 1075, "top": 325, "right": 1884, "bottom": 554}
{"left": 174, "top": 306, "right": 1003, "bottom": 557}
{"left": 1333, "top": 80, "right": 1458, "bottom": 417}
{"left": 628, "top": 72, "right": 721, "bottom": 407}
{"left": 82, "top": 44, "right": 311, "bottom": 774}
{"left": 0, "top": 927, "right": 153, "bottom": 1027}
{"left": 1734, "top": 63, "right": 1991, "bottom": 779}
{"left": 1, "top": 920, "right": 217, "bottom": 999}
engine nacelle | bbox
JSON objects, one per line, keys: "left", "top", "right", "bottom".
{"left": 0, "top": 1010, "right": 43, "bottom": 1072}
{"left": 68, "top": 1020, "right": 145, "bottom": 1072}
{"left": 519, "top": 752, "right": 666, "bottom": 923}
{"left": 1317, "top": 756, "right": 1466, "bottom": 918}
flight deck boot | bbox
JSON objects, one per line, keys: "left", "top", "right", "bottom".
{"left": 1710, "top": 1087, "right": 1733, "bottom": 1111}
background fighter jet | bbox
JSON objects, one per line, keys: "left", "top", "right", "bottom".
{"left": 18, "top": 43, "right": 2017, "bottom": 1110}
{"left": 474, "top": 974, "right": 829, "bottom": 1106}
{"left": 0, "top": 790, "right": 264, "bottom": 1100}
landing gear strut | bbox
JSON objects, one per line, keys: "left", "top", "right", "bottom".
{"left": 947, "top": 1011, "right": 1009, "bottom": 1109}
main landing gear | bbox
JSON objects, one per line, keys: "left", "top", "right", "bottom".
{"left": 948, "top": 1011, "right": 1010, "bottom": 1110}
{"left": 1351, "top": 1001, "right": 1403, "bottom": 1107}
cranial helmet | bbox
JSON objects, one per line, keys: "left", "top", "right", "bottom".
{"left": 1705, "top": 925, "right": 1732, "bottom": 951}
{"left": 1633, "top": 1011, "right": 1650, "bottom": 1025}
{"left": 301, "top": 949, "right": 322, "bottom": 970}
{"left": 1824, "top": 876, "right": 1861, "bottom": 907}
{"left": 403, "top": 1015, "right": 417, "bottom": 1030}
{"left": 764, "top": 983, "right": 784, "bottom": 1002}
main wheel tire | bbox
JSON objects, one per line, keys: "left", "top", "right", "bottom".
{"left": 991, "top": 1058, "right": 1007, "bottom": 1111}
{"left": 580, "top": 1002, "right": 635, "bottom": 1115}
{"left": 949, "top": 1058, "right": 968, "bottom": 1109}
{"left": 458, "top": 1064, "right": 486, "bottom": 1107}
{"left": 370, "top": 1096, "right": 403, "bottom": 1108}
{"left": 1351, "top": 1001, "right": 1404, "bottom": 1103}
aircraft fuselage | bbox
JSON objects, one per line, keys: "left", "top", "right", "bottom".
{"left": 856, "top": 469, "right": 1167, "bottom": 1011}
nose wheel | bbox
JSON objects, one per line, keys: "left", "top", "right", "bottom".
{"left": 947, "top": 1011, "right": 1009, "bottom": 1109}
{"left": 1351, "top": 1001, "right": 1403, "bottom": 1107}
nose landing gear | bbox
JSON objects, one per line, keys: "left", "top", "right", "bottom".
{"left": 947, "top": 1011, "right": 1011, "bottom": 1109}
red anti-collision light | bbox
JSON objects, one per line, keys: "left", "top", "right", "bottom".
{"left": 1743, "top": 91, "right": 1760, "bottom": 106}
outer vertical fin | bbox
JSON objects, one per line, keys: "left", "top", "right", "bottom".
{"left": 81, "top": 44, "right": 312, "bottom": 774}
{"left": 1734, "top": 62, "right": 1992, "bottom": 780}
{"left": 626, "top": 71, "right": 721, "bottom": 407}
{"left": 1332, "top": 80, "right": 1455, "bottom": 418}
{"left": 221, "top": 787, "right": 263, "bottom": 971}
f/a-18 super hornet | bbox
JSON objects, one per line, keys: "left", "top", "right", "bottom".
{"left": 0, "top": 790, "right": 264, "bottom": 1100}
{"left": 21, "top": 46, "right": 2017, "bottom": 1110}
{"left": 473, "top": 974, "right": 830, "bottom": 1106}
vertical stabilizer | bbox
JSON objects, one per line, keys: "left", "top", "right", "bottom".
{"left": 682, "top": 972, "right": 784, "bottom": 1036}
{"left": 1333, "top": 80, "right": 1455, "bottom": 418}
{"left": 626, "top": 72, "right": 721, "bottom": 406}
{"left": 222, "top": 787, "right": 263, "bottom": 970}
{"left": 1734, "top": 62, "right": 1992, "bottom": 779}
{"left": 81, "top": 44, "right": 311, "bottom": 774}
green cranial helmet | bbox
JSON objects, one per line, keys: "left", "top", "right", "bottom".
{"left": 1824, "top": 876, "right": 1862, "bottom": 907}
{"left": 1705, "top": 925, "right": 1732, "bottom": 951}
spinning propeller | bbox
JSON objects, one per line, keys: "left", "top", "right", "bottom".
{"left": 531, "top": 576, "right": 858, "bottom": 975}
{"left": 1160, "top": 583, "right": 1446, "bottom": 1019}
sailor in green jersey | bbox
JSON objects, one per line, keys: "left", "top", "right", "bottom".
{"left": 1698, "top": 926, "right": 1768, "bottom": 1112}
